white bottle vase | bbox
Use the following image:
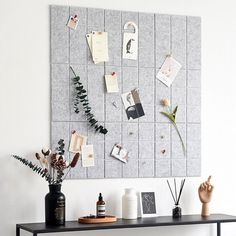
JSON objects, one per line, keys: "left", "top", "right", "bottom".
{"left": 122, "top": 188, "right": 138, "bottom": 219}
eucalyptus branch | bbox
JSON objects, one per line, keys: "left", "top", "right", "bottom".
{"left": 12, "top": 155, "right": 52, "bottom": 183}
{"left": 70, "top": 66, "right": 108, "bottom": 134}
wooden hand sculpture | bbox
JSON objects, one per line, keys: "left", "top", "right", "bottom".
{"left": 198, "top": 176, "right": 214, "bottom": 217}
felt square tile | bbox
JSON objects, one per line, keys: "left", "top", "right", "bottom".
{"left": 51, "top": 6, "right": 69, "bottom": 63}
{"left": 172, "top": 159, "right": 186, "bottom": 177}
{"left": 139, "top": 159, "right": 154, "bottom": 177}
{"left": 156, "top": 159, "right": 171, "bottom": 177}
{"left": 187, "top": 16, "right": 201, "bottom": 69}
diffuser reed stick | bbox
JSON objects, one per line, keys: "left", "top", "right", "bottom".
{"left": 167, "top": 178, "right": 186, "bottom": 205}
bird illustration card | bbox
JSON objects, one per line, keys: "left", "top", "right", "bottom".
{"left": 123, "top": 22, "right": 138, "bottom": 60}
{"left": 121, "top": 89, "right": 145, "bottom": 120}
{"left": 81, "top": 145, "right": 95, "bottom": 167}
{"left": 156, "top": 56, "right": 182, "bottom": 87}
{"left": 105, "top": 73, "right": 119, "bottom": 93}
{"left": 69, "top": 131, "right": 87, "bottom": 153}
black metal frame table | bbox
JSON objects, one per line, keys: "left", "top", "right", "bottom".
{"left": 16, "top": 214, "right": 236, "bottom": 236}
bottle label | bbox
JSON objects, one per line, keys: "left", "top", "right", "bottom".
{"left": 54, "top": 199, "right": 65, "bottom": 221}
{"left": 97, "top": 205, "right": 105, "bottom": 216}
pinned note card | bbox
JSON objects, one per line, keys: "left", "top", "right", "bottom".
{"left": 69, "top": 131, "right": 87, "bottom": 153}
{"left": 82, "top": 145, "right": 95, "bottom": 167}
{"left": 123, "top": 22, "right": 138, "bottom": 60}
{"left": 157, "top": 56, "right": 182, "bottom": 87}
{"left": 105, "top": 72, "right": 119, "bottom": 93}
{"left": 86, "top": 31, "right": 109, "bottom": 64}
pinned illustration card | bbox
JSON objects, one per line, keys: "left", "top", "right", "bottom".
{"left": 67, "top": 15, "right": 79, "bottom": 30}
{"left": 69, "top": 131, "right": 87, "bottom": 153}
{"left": 105, "top": 72, "right": 119, "bottom": 93}
{"left": 81, "top": 145, "right": 95, "bottom": 167}
{"left": 121, "top": 89, "right": 145, "bottom": 120}
{"left": 123, "top": 22, "right": 138, "bottom": 60}
{"left": 157, "top": 55, "right": 182, "bottom": 87}
{"left": 111, "top": 144, "right": 129, "bottom": 163}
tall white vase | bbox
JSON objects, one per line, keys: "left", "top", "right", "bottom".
{"left": 122, "top": 188, "right": 138, "bottom": 219}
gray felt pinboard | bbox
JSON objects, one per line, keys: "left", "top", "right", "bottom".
{"left": 50, "top": 5, "right": 201, "bottom": 179}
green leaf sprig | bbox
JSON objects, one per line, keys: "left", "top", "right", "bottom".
{"left": 70, "top": 66, "right": 108, "bottom": 134}
{"left": 160, "top": 99, "right": 186, "bottom": 155}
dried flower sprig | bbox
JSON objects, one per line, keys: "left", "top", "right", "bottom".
{"left": 12, "top": 139, "right": 79, "bottom": 184}
{"left": 70, "top": 66, "right": 108, "bottom": 135}
{"left": 160, "top": 99, "right": 186, "bottom": 155}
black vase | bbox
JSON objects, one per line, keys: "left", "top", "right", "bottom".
{"left": 45, "top": 184, "right": 65, "bottom": 226}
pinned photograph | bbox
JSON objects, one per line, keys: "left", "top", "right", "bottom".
{"left": 105, "top": 72, "right": 119, "bottom": 93}
{"left": 123, "top": 22, "right": 138, "bottom": 60}
{"left": 69, "top": 131, "right": 87, "bottom": 153}
{"left": 121, "top": 89, "right": 145, "bottom": 120}
{"left": 156, "top": 55, "right": 182, "bottom": 87}
{"left": 111, "top": 144, "right": 129, "bottom": 163}
{"left": 67, "top": 15, "right": 79, "bottom": 30}
{"left": 81, "top": 145, "right": 95, "bottom": 167}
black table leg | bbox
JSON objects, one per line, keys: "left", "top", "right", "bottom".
{"left": 16, "top": 225, "right": 20, "bottom": 236}
{"left": 33, "top": 233, "right": 37, "bottom": 236}
{"left": 217, "top": 222, "right": 221, "bottom": 236}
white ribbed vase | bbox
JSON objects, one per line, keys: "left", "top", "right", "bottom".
{"left": 122, "top": 188, "right": 138, "bottom": 219}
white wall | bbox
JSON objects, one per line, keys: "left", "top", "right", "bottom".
{"left": 1, "top": 0, "right": 236, "bottom": 235}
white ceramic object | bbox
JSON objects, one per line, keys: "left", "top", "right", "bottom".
{"left": 122, "top": 188, "right": 138, "bottom": 219}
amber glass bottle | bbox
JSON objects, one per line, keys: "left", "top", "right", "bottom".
{"left": 96, "top": 193, "right": 105, "bottom": 218}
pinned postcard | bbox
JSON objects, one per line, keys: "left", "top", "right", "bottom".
{"left": 82, "top": 145, "right": 95, "bottom": 167}
{"left": 105, "top": 72, "right": 119, "bottom": 93}
{"left": 86, "top": 31, "right": 109, "bottom": 64}
{"left": 121, "top": 89, "right": 145, "bottom": 120}
{"left": 157, "top": 56, "right": 182, "bottom": 87}
{"left": 111, "top": 144, "right": 129, "bottom": 163}
{"left": 69, "top": 131, "right": 87, "bottom": 153}
{"left": 123, "top": 22, "right": 138, "bottom": 60}
{"left": 67, "top": 15, "right": 79, "bottom": 30}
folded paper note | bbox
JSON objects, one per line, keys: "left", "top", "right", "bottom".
{"left": 157, "top": 56, "right": 182, "bottom": 87}
{"left": 123, "top": 22, "right": 138, "bottom": 60}
{"left": 111, "top": 144, "right": 128, "bottom": 163}
{"left": 121, "top": 89, "right": 145, "bottom": 120}
{"left": 82, "top": 145, "right": 95, "bottom": 167}
{"left": 86, "top": 31, "right": 109, "bottom": 64}
{"left": 105, "top": 73, "right": 119, "bottom": 93}
{"left": 69, "top": 131, "right": 87, "bottom": 153}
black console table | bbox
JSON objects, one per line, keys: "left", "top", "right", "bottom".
{"left": 16, "top": 214, "right": 236, "bottom": 236}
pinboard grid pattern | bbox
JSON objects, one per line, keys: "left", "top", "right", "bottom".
{"left": 50, "top": 5, "right": 201, "bottom": 179}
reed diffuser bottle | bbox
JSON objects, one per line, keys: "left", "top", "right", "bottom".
{"left": 167, "top": 179, "right": 186, "bottom": 218}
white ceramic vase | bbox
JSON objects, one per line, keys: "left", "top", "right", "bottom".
{"left": 122, "top": 188, "right": 138, "bottom": 219}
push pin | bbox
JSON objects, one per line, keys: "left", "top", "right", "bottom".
{"left": 160, "top": 135, "right": 165, "bottom": 139}
{"left": 72, "top": 130, "right": 76, "bottom": 134}
{"left": 112, "top": 101, "right": 118, "bottom": 108}
{"left": 112, "top": 72, "right": 116, "bottom": 76}
{"left": 161, "top": 149, "right": 166, "bottom": 154}
{"left": 129, "top": 132, "right": 134, "bottom": 135}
